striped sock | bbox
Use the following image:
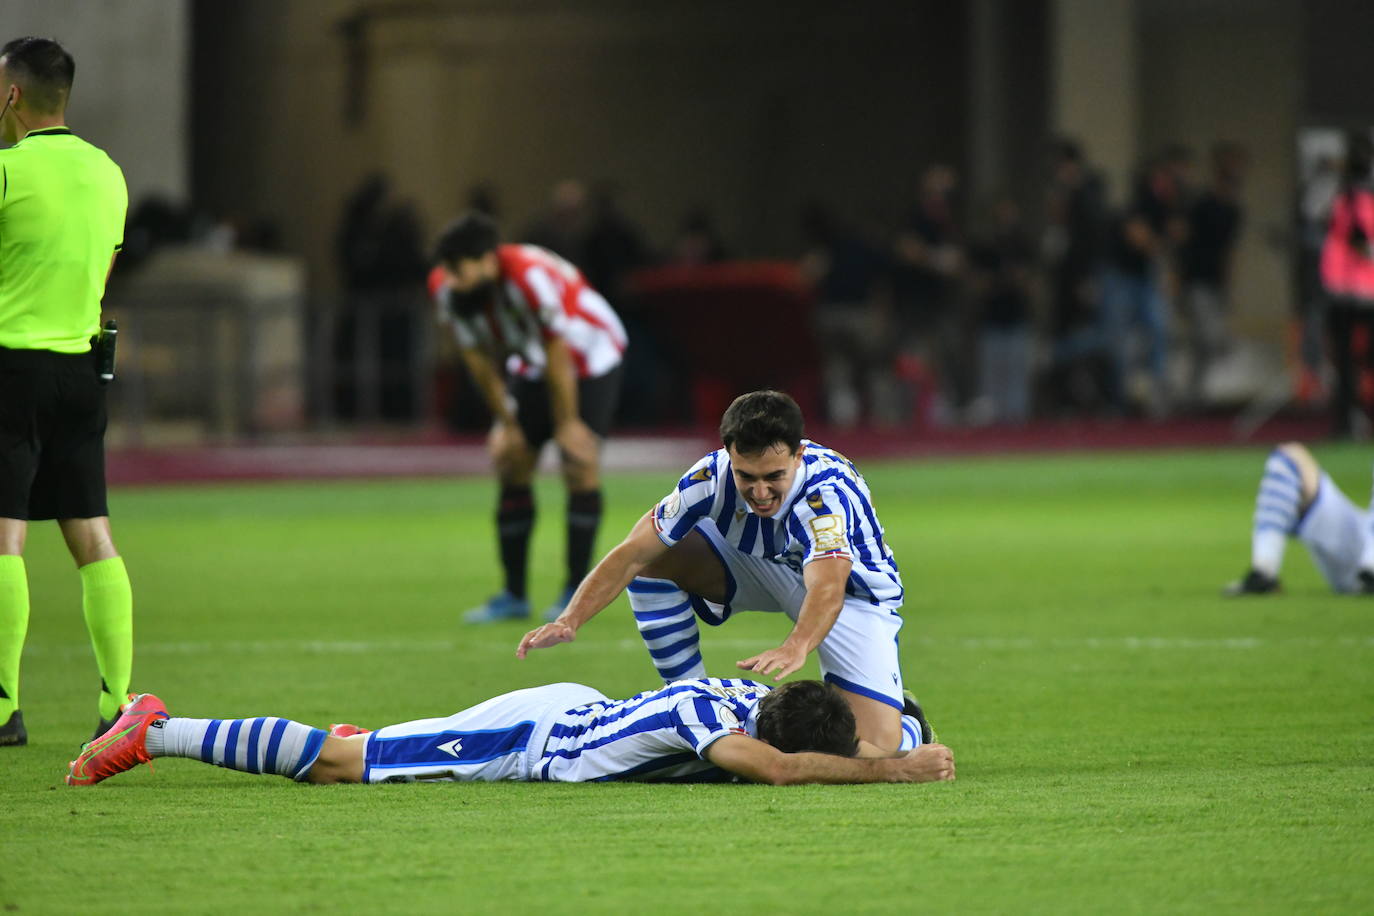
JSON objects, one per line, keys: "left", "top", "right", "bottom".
{"left": 629, "top": 577, "right": 706, "bottom": 682}
{"left": 898, "top": 715, "right": 925, "bottom": 751}
{"left": 145, "top": 716, "right": 326, "bottom": 781}
{"left": 1251, "top": 450, "right": 1301, "bottom": 577}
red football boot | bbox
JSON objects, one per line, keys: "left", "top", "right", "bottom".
{"left": 66, "top": 693, "right": 168, "bottom": 786}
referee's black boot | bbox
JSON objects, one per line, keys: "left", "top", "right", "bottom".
{"left": 0, "top": 709, "right": 27, "bottom": 747}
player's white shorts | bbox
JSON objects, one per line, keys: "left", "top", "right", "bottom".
{"left": 693, "top": 519, "right": 906, "bottom": 710}
{"left": 362, "top": 683, "right": 607, "bottom": 783}
{"left": 1297, "top": 473, "right": 1373, "bottom": 594}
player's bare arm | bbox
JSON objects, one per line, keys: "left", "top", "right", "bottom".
{"left": 516, "top": 511, "right": 669, "bottom": 658}
{"left": 704, "top": 733, "right": 955, "bottom": 785}
{"left": 736, "top": 555, "right": 851, "bottom": 680}
{"left": 459, "top": 346, "right": 529, "bottom": 476}
{"left": 458, "top": 345, "right": 519, "bottom": 428}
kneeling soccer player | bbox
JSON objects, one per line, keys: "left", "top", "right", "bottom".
{"left": 1225, "top": 442, "right": 1374, "bottom": 595}
{"left": 518, "top": 390, "right": 928, "bottom": 754}
{"left": 67, "top": 680, "right": 953, "bottom": 787}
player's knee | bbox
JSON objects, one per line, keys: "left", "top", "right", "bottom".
{"left": 305, "top": 735, "right": 365, "bottom": 785}
{"left": 1275, "top": 442, "right": 1320, "bottom": 502}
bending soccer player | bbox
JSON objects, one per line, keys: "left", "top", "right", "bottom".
{"left": 1225, "top": 442, "right": 1374, "bottom": 595}
{"left": 429, "top": 211, "right": 627, "bottom": 624}
{"left": 518, "top": 390, "right": 926, "bottom": 753}
{"left": 67, "top": 681, "right": 954, "bottom": 787}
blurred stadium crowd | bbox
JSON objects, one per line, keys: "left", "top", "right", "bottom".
{"left": 113, "top": 127, "right": 1374, "bottom": 440}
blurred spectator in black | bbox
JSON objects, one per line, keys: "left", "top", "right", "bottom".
{"left": 892, "top": 164, "right": 967, "bottom": 418}
{"left": 1042, "top": 139, "right": 1108, "bottom": 413}
{"left": 799, "top": 201, "right": 894, "bottom": 427}
{"left": 337, "top": 173, "right": 427, "bottom": 290}
{"left": 582, "top": 183, "right": 656, "bottom": 428}
{"left": 1296, "top": 152, "right": 1341, "bottom": 396}
{"left": 967, "top": 196, "right": 1035, "bottom": 425}
{"left": 1320, "top": 131, "right": 1374, "bottom": 438}
{"left": 1179, "top": 142, "right": 1247, "bottom": 408}
{"left": 334, "top": 173, "right": 428, "bottom": 421}
{"left": 670, "top": 208, "right": 729, "bottom": 265}
{"left": 582, "top": 182, "right": 651, "bottom": 302}
{"left": 1100, "top": 148, "right": 1190, "bottom": 416}
{"left": 466, "top": 181, "right": 500, "bottom": 220}
{"left": 521, "top": 179, "right": 590, "bottom": 266}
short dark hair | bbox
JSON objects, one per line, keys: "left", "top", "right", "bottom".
{"left": 0, "top": 37, "right": 74, "bottom": 113}
{"left": 755, "top": 681, "right": 857, "bottom": 757}
{"left": 433, "top": 210, "right": 499, "bottom": 264}
{"left": 719, "top": 390, "right": 804, "bottom": 455}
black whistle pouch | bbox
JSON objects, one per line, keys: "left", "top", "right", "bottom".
{"left": 93, "top": 319, "right": 118, "bottom": 384}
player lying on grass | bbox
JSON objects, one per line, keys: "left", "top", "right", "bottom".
{"left": 1225, "top": 442, "right": 1374, "bottom": 595}
{"left": 67, "top": 680, "right": 953, "bottom": 787}
{"left": 517, "top": 390, "right": 926, "bottom": 753}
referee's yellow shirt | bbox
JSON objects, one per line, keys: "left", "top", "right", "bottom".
{"left": 0, "top": 126, "right": 127, "bottom": 353}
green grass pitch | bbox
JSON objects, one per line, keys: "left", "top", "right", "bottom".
{"left": 4, "top": 444, "right": 1372, "bottom": 913}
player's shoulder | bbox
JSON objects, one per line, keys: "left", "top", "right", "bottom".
{"left": 497, "top": 243, "right": 558, "bottom": 274}
{"left": 671, "top": 677, "right": 772, "bottom": 702}
{"left": 681, "top": 449, "right": 725, "bottom": 485}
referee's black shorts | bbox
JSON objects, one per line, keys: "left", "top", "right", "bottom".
{"left": 0, "top": 346, "right": 109, "bottom": 521}
{"left": 512, "top": 363, "right": 624, "bottom": 449}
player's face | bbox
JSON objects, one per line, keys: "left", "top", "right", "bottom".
{"left": 727, "top": 442, "right": 801, "bottom": 518}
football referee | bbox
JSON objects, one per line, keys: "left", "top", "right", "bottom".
{"left": 0, "top": 37, "right": 132, "bottom": 747}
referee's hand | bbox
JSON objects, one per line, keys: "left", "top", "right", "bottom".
{"left": 516, "top": 622, "right": 577, "bottom": 659}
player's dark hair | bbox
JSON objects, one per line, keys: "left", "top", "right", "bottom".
{"left": 0, "top": 37, "right": 74, "bottom": 113}
{"left": 433, "top": 210, "right": 499, "bottom": 264}
{"left": 719, "top": 390, "right": 804, "bottom": 456}
{"left": 754, "top": 681, "right": 858, "bottom": 757}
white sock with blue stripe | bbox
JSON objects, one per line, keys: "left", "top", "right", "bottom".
{"left": 145, "top": 716, "right": 327, "bottom": 781}
{"left": 629, "top": 577, "right": 706, "bottom": 682}
{"left": 1251, "top": 450, "right": 1301, "bottom": 577}
{"left": 898, "top": 715, "right": 925, "bottom": 751}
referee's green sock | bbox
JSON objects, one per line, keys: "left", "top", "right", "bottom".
{"left": 80, "top": 557, "right": 133, "bottom": 722}
{"left": 0, "top": 556, "right": 30, "bottom": 722}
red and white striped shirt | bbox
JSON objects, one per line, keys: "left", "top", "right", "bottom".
{"left": 428, "top": 244, "right": 627, "bottom": 380}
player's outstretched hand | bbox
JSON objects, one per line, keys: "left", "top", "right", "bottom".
{"left": 898, "top": 743, "right": 955, "bottom": 783}
{"left": 736, "top": 643, "right": 807, "bottom": 680}
{"left": 516, "top": 622, "right": 576, "bottom": 659}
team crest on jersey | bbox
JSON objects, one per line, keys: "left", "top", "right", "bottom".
{"left": 689, "top": 466, "right": 713, "bottom": 482}
{"left": 808, "top": 514, "right": 846, "bottom": 553}
{"left": 659, "top": 489, "right": 683, "bottom": 519}
{"left": 806, "top": 493, "right": 825, "bottom": 511}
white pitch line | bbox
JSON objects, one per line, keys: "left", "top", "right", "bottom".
{"left": 22, "top": 634, "right": 1374, "bottom": 660}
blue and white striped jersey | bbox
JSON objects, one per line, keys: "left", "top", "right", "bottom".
{"left": 537, "top": 678, "right": 770, "bottom": 783}
{"left": 650, "top": 440, "right": 904, "bottom": 609}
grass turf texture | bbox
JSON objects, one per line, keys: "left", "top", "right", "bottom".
{"left": 4, "top": 444, "right": 1372, "bottom": 914}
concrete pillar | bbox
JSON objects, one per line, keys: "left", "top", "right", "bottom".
{"left": 967, "top": 0, "right": 1006, "bottom": 203}
{"left": 1051, "top": 0, "right": 1137, "bottom": 203}
{"left": 3, "top": 0, "right": 189, "bottom": 203}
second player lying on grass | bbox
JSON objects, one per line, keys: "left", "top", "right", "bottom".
{"left": 67, "top": 680, "right": 952, "bottom": 787}
{"left": 1225, "top": 442, "right": 1374, "bottom": 596}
